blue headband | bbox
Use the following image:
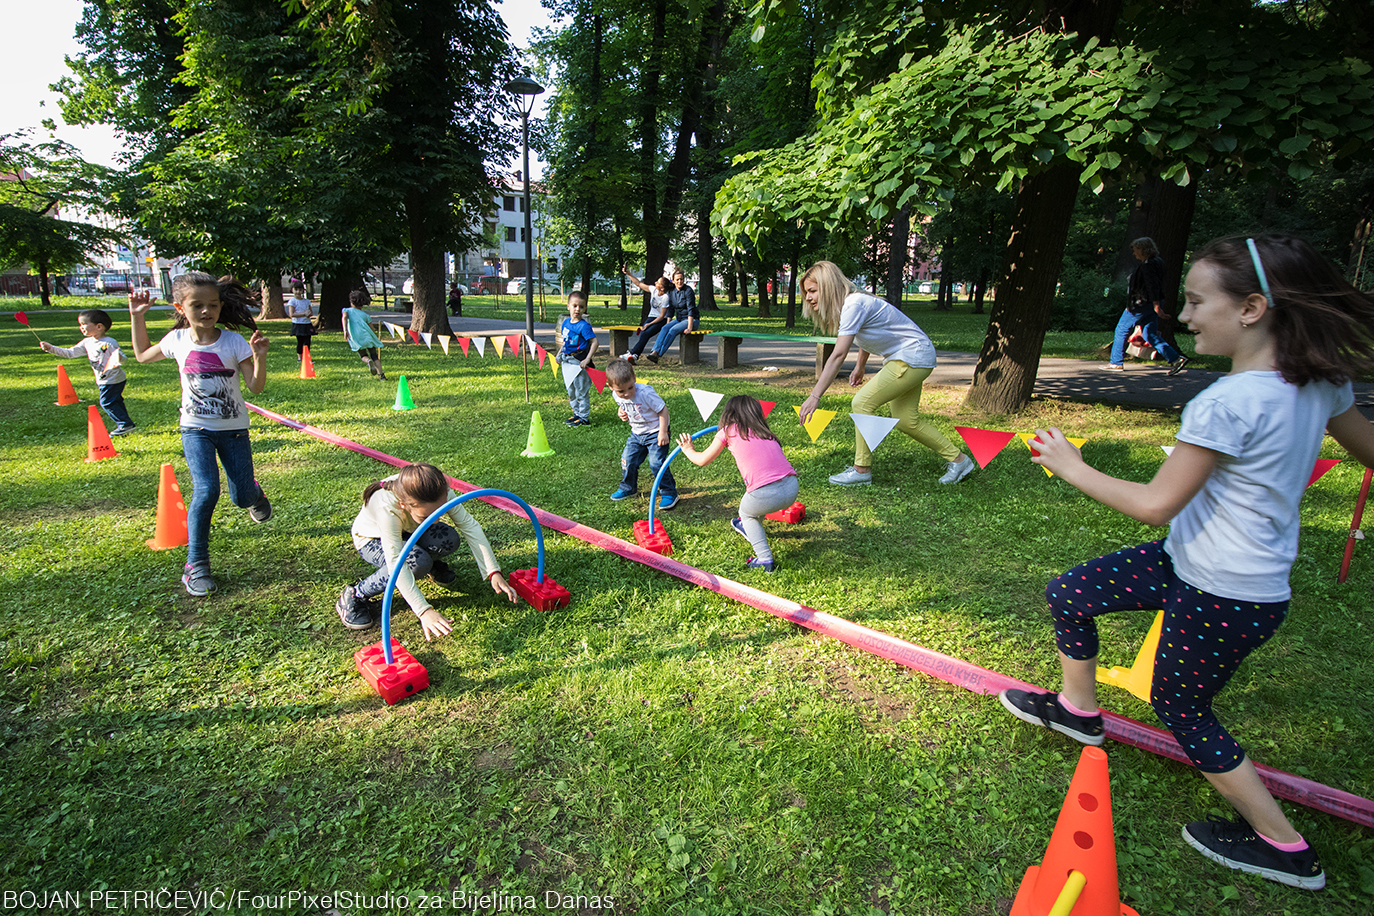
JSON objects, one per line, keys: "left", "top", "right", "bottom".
{"left": 1245, "top": 238, "right": 1274, "bottom": 306}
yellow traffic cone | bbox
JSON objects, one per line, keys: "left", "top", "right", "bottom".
{"left": 1095, "top": 610, "right": 1164, "bottom": 702}
{"left": 521, "top": 411, "right": 555, "bottom": 458}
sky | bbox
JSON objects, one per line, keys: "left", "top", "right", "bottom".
{"left": 1, "top": 0, "right": 557, "bottom": 171}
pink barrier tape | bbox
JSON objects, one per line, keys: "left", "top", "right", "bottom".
{"left": 247, "top": 403, "right": 1374, "bottom": 829}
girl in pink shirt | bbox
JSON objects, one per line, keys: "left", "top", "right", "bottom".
{"left": 678, "top": 396, "right": 798, "bottom": 573}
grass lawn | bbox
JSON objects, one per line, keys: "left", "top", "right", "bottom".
{"left": 2, "top": 311, "right": 1371, "bottom": 915}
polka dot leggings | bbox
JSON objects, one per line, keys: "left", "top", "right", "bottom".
{"left": 1047, "top": 540, "right": 1288, "bottom": 774}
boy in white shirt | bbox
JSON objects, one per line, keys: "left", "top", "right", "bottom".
{"left": 605, "top": 358, "right": 680, "bottom": 511}
{"left": 41, "top": 308, "right": 136, "bottom": 434}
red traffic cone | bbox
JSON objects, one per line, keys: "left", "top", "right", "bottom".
{"left": 1011, "top": 746, "right": 1139, "bottom": 916}
{"left": 83, "top": 405, "right": 119, "bottom": 462}
{"left": 146, "top": 463, "right": 189, "bottom": 550}
{"left": 300, "top": 345, "right": 316, "bottom": 379}
{"left": 55, "top": 364, "right": 81, "bottom": 406}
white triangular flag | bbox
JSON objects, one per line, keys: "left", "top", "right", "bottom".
{"left": 420, "top": 331, "right": 433, "bottom": 349}
{"left": 382, "top": 321, "right": 397, "bottom": 338}
{"left": 851, "top": 412, "right": 901, "bottom": 453}
{"left": 688, "top": 388, "right": 724, "bottom": 422}
{"left": 526, "top": 335, "right": 538, "bottom": 356}
{"left": 1161, "top": 445, "right": 1175, "bottom": 456}
{"left": 561, "top": 361, "right": 583, "bottom": 387}
{"left": 473, "top": 337, "right": 486, "bottom": 357}
{"left": 438, "top": 335, "right": 450, "bottom": 355}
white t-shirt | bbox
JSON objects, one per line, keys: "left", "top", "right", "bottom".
{"left": 646, "top": 291, "right": 669, "bottom": 321}
{"left": 287, "top": 297, "right": 314, "bottom": 325}
{"left": 612, "top": 382, "right": 668, "bottom": 437}
{"left": 836, "top": 292, "right": 936, "bottom": 368}
{"left": 159, "top": 328, "right": 253, "bottom": 431}
{"left": 51, "top": 336, "right": 127, "bottom": 386}
{"left": 1165, "top": 371, "right": 1355, "bottom": 602}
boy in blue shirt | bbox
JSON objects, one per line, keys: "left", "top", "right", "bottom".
{"left": 556, "top": 291, "right": 598, "bottom": 426}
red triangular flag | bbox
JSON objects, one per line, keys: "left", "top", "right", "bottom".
{"left": 955, "top": 426, "right": 1017, "bottom": 469}
{"left": 759, "top": 400, "right": 777, "bottom": 418}
{"left": 458, "top": 336, "right": 471, "bottom": 356}
{"left": 14, "top": 311, "right": 30, "bottom": 326}
{"left": 407, "top": 328, "right": 420, "bottom": 345}
{"left": 506, "top": 334, "right": 522, "bottom": 355}
{"left": 536, "top": 345, "right": 548, "bottom": 369}
{"left": 586, "top": 367, "right": 608, "bottom": 393}
{"left": 1308, "top": 458, "right": 1340, "bottom": 488}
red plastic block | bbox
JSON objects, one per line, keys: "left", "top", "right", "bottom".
{"left": 765, "top": 501, "right": 806, "bottom": 524}
{"left": 508, "top": 567, "right": 572, "bottom": 611}
{"left": 355, "top": 639, "right": 429, "bottom": 705}
{"left": 633, "top": 519, "right": 674, "bottom": 555}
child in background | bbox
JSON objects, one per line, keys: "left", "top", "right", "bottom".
{"left": 129, "top": 273, "right": 273, "bottom": 597}
{"left": 286, "top": 283, "right": 315, "bottom": 361}
{"left": 677, "top": 395, "right": 796, "bottom": 573}
{"left": 342, "top": 289, "right": 386, "bottom": 379}
{"left": 40, "top": 308, "right": 136, "bottom": 435}
{"left": 337, "top": 463, "right": 517, "bottom": 635}
{"left": 999, "top": 235, "right": 1374, "bottom": 890}
{"left": 556, "top": 290, "right": 598, "bottom": 426}
{"left": 605, "top": 358, "right": 679, "bottom": 511}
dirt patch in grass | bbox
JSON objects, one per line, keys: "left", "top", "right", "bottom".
{"left": 474, "top": 744, "right": 516, "bottom": 771}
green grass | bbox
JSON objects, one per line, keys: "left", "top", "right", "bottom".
{"left": 2, "top": 312, "right": 1372, "bottom": 914}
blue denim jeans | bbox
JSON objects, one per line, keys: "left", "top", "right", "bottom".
{"left": 98, "top": 381, "right": 134, "bottom": 429}
{"left": 1110, "top": 308, "right": 1180, "bottom": 365}
{"left": 630, "top": 320, "right": 665, "bottom": 357}
{"left": 652, "top": 318, "right": 695, "bottom": 355}
{"left": 181, "top": 427, "right": 259, "bottom": 569}
{"left": 620, "top": 431, "right": 676, "bottom": 498}
{"left": 353, "top": 522, "right": 460, "bottom": 599}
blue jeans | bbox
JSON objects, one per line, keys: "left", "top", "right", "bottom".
{"left": 354, "top": 522, "right": 460, "bottom": 598}
{"left": 619, "top": 431, "right": 676, "bottom": 498}
{"left": 652, "top": 318, "right": 695, "bottom": 355}
{"left": 1110, "top": 308, "right": 1179, "bottom": 365}
{"left": 181, "top": 427, "right": 260, "bottom": 569}
{"left": 630, "top": 320, "right": 666, "bottom": 357}
{"left": 98, "top": 381, "right": 134, "bottom": 429}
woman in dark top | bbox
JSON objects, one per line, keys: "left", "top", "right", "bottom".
{"left": 1109, "top": 237, "right": 1189, "bottom": 375}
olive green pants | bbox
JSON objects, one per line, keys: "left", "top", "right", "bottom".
{"left": 852, "top": 360, "right": 960, "bottom": 467}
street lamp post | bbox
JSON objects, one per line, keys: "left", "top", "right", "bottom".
{"left": 503, "top": 75, "right": 545, "bottom": 338}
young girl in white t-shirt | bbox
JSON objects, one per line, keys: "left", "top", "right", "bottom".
{"left": 129, "top": 273, "right": 272, "bottom": 597}
{"left": 999, "top": 235, "right": 1374, "bottom": 891}
{"left": 798, "top": 260, "right": 974, "bottom": 487}
{"left": 286, "top": 283, "right": 315, "bottom": 360}
{"left": 622, "top": 268, "right": 671, "bottom": 364}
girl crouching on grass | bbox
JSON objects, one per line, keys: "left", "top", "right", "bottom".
{"left": 677, "top": 396, "right": 798, "bottom": 573}
{"left": 338, "top": 463, "right": 517, "bottom": 638}
{"left": 129, "top": 273, "right": 272, "bottom": 597}
{"left": 999, "top": 235, "right": 1374, "bottom": 891}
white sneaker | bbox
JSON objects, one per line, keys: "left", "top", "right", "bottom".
{"left": 939, "top": 454, "right": 976, "bottom": 485}
{"left": 828, "top": 466, "right": 873, "bottom": 486}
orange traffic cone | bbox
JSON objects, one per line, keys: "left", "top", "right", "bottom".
{"left": 146, "top": 463, "right": 189, "bottom": 550}
{"left": 83, "top": 405, "right": 119, "bottom": 462}
{"left": 1011, "top": 746, "right": 1139, "bottom": 916}
{"left": 55, "top": 364, "right": 80, "bottom": 406}
{"left": 300, "top": 345, "right": 316, "bottom": 379}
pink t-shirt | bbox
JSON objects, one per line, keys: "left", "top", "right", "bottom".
{"left": 721, "top": 424, "right": 796, "bottom": 492}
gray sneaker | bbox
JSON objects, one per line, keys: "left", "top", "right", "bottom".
{"left": 248, "top": 487, "right": 272, "bottom": 523}
{"left": 828, "top": 466, "right": 873, "bottom": 486}
{"left": 938, "top": 454, "right": 976, "bottom": 485}
{"left": 182, "top": 563, "right": 217, "bottom": 597}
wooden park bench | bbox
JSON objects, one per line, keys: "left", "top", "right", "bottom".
{"left": 602, "top": 325, "right": 712, "bottom": 365}
{"left": 713, "top": 331, "right": 839, "bottom": 377}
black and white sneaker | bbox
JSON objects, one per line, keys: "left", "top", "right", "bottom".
{"left": 1168, "top": 355, "right": 1191, "bottom": 376}
{"left": 336, "top": 585, "right": 376, "bottom": 630}
{"left": 1183, "top": 817, "right": 1325, "bottom": 890}
{"left": 998, "top": 689, "right": 1105, "bottom": 746}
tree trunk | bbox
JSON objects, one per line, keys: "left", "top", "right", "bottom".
{"left": 973, "top": 268, "right": 987, "bottom": 314}
{"left": 581, "top": 262, "right": 593, "bottom": 297}
{"left": 1114, "top": 178, "right": 1154, "bottom": 283}
{"left": 965, "top": 161, "right": 1082, "bottom": 413}
{"left": 639, "top": 0, "right": 669, "bottom": 278}
{"left": 1144, "top": 177, "right": 1197, "bottom": 344}
{"left": 37, "top": 254, "right": 52, "bottom": 309}
{"left": 725, "top": 260, "right": 737, "bottom": 302}
{"left": 934, "top": 244, "right": 952, "bottom": 310}
{"left": 738, "top": 262, "right": 749, "bottom": 308}
{"left": 318, "top": 277, "right": 353, "bottom": 332}
{"left": 886, "top": 206, "right": 909, "bottom": 307}
{"left": 755, "top": 274, "right": 770, "bottom": 318}
{"left": 786, "top": 239, "right": 800, "bottom": 328}
{"left": 260, "top": 280, "right": 286, "bottom": 320}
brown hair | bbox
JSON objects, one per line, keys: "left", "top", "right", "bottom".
{"left": 801, "top": 261, "right": 856, "bottom": 335}
{"left": 362, "top": 463, "right": 449, "bottom": 507}
{"left": 78, "top": 308, "right": 114, "bottom": 329}
{"left": 1132, "top": 237, "right": 1159, "bottom": 258}
{"left": 567, "top": 290, "right": 588, "bottom": 308}
{"left": 169, "top": 271, "right": 259, "bottom": 332}
{"left": 605, "top": 358, "right": 636, "bottom": 386}
{"left": 719, "top": 395, "right": 776, "bottom": 442}
{"left": 1191, "top": 234, "right": 1374, "bottom": 386}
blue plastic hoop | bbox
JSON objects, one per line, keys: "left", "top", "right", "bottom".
{"left": 379, "top": 488, "right": 544, "bottom": 664}
{"left": 646, "top": 425, "right": 718, "bottom": 533}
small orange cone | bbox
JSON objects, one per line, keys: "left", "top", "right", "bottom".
{"left": 55, "top": 364, "right": 81, "bottom": 405}
{"left": 1096, "top": 610, "right": 1164, "bottom": 702}
{"left": 83, "top": 405, "right": 119, "bottom": 462}
{"left": 1011, "top": 746, "right": 1139, "bottom": 916}
{"left": 146, "top": 463, "right": 189, "bottom": 550}
{"left": 300, "top": 345, "right": 316, "bottom": 379}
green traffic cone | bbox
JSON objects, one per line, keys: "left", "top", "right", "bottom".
{"left": 392, "top": 375, "right": 416, "bottom": 411}
{"left": 521, "top": 411, "right": 556, "bottom": 458}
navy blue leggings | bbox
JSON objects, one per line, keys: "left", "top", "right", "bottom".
{"left": 1047, "top": 541, "right": 1288, "bottom": 774}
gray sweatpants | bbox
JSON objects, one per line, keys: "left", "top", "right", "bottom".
{"left": 738, "top": 475, "right": 799, "bottom": 564}
{"left": 559, "top": 354, "right": 592, "bottom": 420}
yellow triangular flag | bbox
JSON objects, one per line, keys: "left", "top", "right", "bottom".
{"left": 492, "top": 336, "right": 506, "bottom": 357}
{"left": 1018, "top": 432, "right": 1088, "bottom": 477}
{"left": 438, "top": 335, "right": 451, "bottom": 356}
{"left": 550, "top": 351, "right": 559, "bottom": 379}
{"left": 794, "top": 405, "right": 837, "bottom": 443}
